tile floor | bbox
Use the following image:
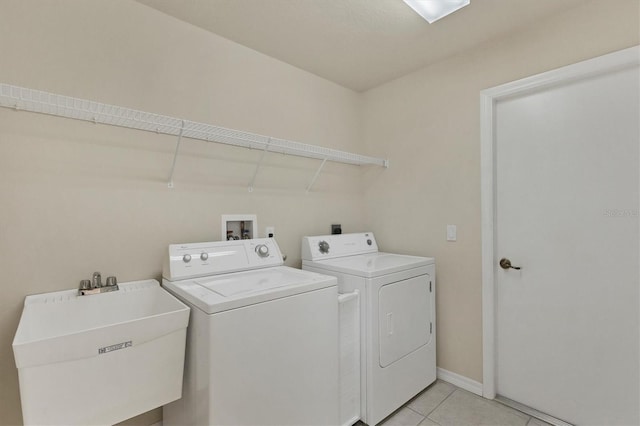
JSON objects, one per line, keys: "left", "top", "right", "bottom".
{"left": 372, "top": 380, "right": 553, "bottom": 426}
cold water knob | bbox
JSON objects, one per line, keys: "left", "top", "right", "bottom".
{"left": 255, "top": 244, "right": 270, "bottom": 258}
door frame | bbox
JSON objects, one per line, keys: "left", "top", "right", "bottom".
{"left": 480, "top": 45, "right": 639, "bottom": 399}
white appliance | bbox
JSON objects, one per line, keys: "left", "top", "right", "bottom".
{"left": 302, "top": 232, "right": 436, "bottom": 426}
{"left": 162, "top": 238, "right": 339, "bottom": 426}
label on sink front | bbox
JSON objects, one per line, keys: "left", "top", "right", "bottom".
{"left": 98, "top": 340, "right": 132, "bottom": 355}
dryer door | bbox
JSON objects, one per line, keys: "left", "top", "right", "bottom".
{"left": 378, "top": 275, "right": 432, "bottom": 367}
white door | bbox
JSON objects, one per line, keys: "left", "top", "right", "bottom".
{"left": 492, "top": 56, "right": 639, "bottom": 425}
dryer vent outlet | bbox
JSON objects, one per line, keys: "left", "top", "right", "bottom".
{"left": 331, "top": 224, "right": 342, "bottom": 235}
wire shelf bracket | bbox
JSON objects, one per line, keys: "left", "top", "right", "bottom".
{"left": 167, "top": 120, "right": 185, "bottom": 189}
{"left": 306, "top": 157, "right": 329, "bottom": 194}
{"left": 0, "top": 84, "right": 389, "bottom": 189}
{"left": 248, "top": 137, "right": 271, "bottom": 193}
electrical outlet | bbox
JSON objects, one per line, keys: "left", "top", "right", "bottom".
{"left": 265, "top": 226, "right": 275, "bottom": 238}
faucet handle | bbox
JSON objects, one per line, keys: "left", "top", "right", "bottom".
{"left": 106, "top": 276, "right": 118, "bottom": 287}
{"left": 92, "top": 271, "right": 102, "bottom": 288}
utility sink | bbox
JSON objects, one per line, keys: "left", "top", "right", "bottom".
{"left": 13, "top": 279, "right": 190, "bottom": 426}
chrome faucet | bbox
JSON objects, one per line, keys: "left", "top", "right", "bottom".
{"left": 78, "top": 272, "right": 119, "bottom": 296}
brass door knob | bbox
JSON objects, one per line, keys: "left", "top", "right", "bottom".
{"left": 500, "top": 258, "right": 521, "bottom": 270}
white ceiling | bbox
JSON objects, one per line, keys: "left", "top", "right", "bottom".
{"left": 136, "top": 0, "right": 588, "bottom": 92}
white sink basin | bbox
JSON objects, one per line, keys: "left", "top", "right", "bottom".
{"left": 13, "top": 279, "right": 190, "bottom": 426}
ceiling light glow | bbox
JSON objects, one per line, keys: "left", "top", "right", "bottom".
{"left": 402, "top": 0, "right": 470, "bottom": 24}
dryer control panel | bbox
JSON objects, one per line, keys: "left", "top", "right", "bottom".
{"left": 301, "top": 232, "right": 378, "bottom": 260}
{"left": 163, "top": 238, "right": 283, "bottom": 281}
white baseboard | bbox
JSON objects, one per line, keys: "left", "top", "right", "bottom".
{"left": 150, "top": 422, "right": 162, "bottom": 426}
{"left": 437, "top": 367, "right": 483, "bottom": 396}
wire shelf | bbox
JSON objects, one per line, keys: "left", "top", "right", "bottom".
{"left": 0, "top": 84, "right": 389, "bottom": 171}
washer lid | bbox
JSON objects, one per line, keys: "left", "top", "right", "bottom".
{"left": 304, "top": 252, "right": 434, "bottom": 278}
{"left": 162, "top": 266, "right": 336, "bottom": 314}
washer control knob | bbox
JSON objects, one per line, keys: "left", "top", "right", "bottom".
{"left": 367, "top": 239, "right": 372, "bottom": 246}
{"left": 255, "top": 244, "right": 270, "bottom": 258}
{"left": 183, "top": 254, "right": 192, "bottom": 263}
{"left": 200, "top": 252, "right": 209, "bottom": 261}
{"left": 318, "top": 240, "right": 330, "bottom": 254}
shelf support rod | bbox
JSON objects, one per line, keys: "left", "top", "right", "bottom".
{"left": 306, "top": 156, "right": 329, "bottom": 194}
{"left": 248, "top": 138, "right": 271, "bottom": 193}
{"left": 167, "top": 120, "right": 186, "bottom": 189}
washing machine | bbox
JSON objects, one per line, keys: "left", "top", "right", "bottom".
{"left": 302, "top": 232, "right": 436, "bottom": 426}
{"left": 162, "top": 238, "right": 339, "bottom": 426}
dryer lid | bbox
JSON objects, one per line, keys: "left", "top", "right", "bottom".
{"left": 304, "top": 252, "right": 434, "bottom": 278}
{"left": 162, "top": 266, "right": 336, "bottom": 314}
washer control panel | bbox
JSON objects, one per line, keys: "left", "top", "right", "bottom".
{"left": 301, "top": 232, "right": 378, "bottom": 260}
{"left": 164, "top": 238, "right": 284, "bottom": 281}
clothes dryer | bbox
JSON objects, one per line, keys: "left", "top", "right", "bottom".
{"left": 163, "top": 238, "right": 339, "bottom": 426}
{"left": 302, "top": 232, "right": 436, "bottom": 426}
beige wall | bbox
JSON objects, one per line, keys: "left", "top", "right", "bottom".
{"left": 0, "top": 1, "right": 367, "bottom": 425}
{"left": 1, "top": 0, "right": 638, "bottom": 425}
{"left": 361, "top": 0, "right": 639, "bottom": 383}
